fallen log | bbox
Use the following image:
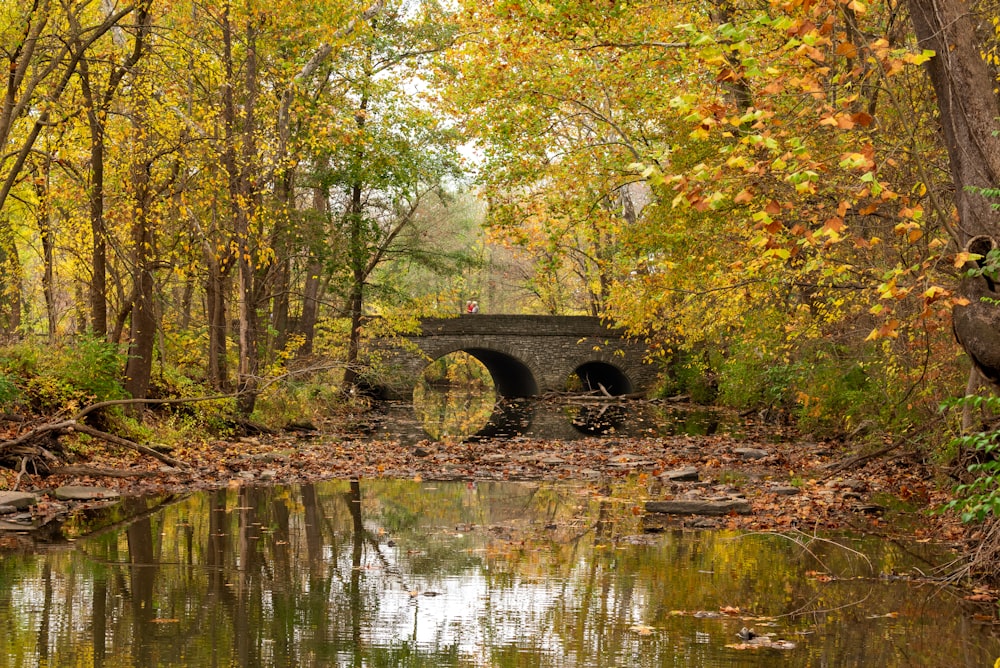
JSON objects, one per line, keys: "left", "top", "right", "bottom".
{"left": 47, "top": 465, "right": 159, "bottom": 478}
{"left": 0, "top": 419, "right": 187, "bottom": 469}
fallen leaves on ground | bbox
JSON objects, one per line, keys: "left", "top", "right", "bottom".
{"left": 0, "top": 404, "right": 966, "bottom": 546}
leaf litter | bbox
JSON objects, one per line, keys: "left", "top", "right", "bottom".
{"left": 0, "top": 404, "right": 966, "bottom": 549}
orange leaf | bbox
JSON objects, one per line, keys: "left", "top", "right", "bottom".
{"left": 823, "top": 217, "right": 845, "bottom": 233}
{"left": 836, "top": 115, "right": 855, "bottom": 130}
{"left": 836, "top": 41, "right": 858, "bottom": 58}
{"left": 851, "top": 112, "right": 873, "bottom": 127}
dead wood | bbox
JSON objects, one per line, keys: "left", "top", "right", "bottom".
{"left": 47, "top": 465, "right": 159, "bottom": 478}
{"left": 0, "top": 419, "right": 187, "bottom": 469}
{"left": 0, "top": 394, "right": 242, "bottom": 473}
{"left": 821, "top": 415, "right": 943, "bottom": 478}
{"left": 542, "top": 390, "right": 648, "bottom": 403}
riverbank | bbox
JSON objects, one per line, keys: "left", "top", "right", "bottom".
{"left": 0, "top": 406, "right": 966, "bottom": 550}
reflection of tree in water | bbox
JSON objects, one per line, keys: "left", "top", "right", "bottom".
{"left": 1, "top": 479, "right": 996, "bottom": 667}
{"left": 565, "top": 403, "right": 628, "bottom": 435}
{"left": 467, "top": 398, "right": 534, "bottom": 440}
{"left": 414, "top": 352, "right": 497, "bottom": 441}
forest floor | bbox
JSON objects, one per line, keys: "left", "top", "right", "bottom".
{"left": 0, "top": 402, "right": 968, "bottom": 549}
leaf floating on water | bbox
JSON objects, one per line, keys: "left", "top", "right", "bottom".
{"left": 629, "top": 624, "right": 655, "bottom": 636}
{"left": 720, "top": 605, "right": 741, "bottom": 616}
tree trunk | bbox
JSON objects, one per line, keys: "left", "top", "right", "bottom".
{"left": 298, "top": 257, "right": 324, "bottom": 357}
{"left": 80, "top": 59, "right": 109, "bottom": 339}
{"left": 205, "top": 261, "right": 230, "bottom": 391}
{"left": 221, "top": 6, "right": 261, "bottom": 416}
{"left": 907, "top": 0, "right": 1000, "bottom": 242}
{"left": 342, "top": 90, "right": 369, "bottom": 390}
{"left": 32, "top": 161, "right": 57, "bottom": 341}
{"left": 0, "top": 215, "right": 23, "bottom": 339}
{"left": 268, "top": 161, "right": 296, "bottom": 360}
{"left": 906, "top": 0, "right": 1000, "bottom": 383}
{"left": 123, "top": 151, "right": 156, "bottom": 402}
{"left": 342, "top": 178, "right": 366, "bottom": 389}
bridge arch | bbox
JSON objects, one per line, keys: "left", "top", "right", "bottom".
{"left": 569, "top": 360, "right": 634, "bottom": 395}
{"left": 461, "top": 347, "right": 539, "bottom": 398}
{"left": 420, "top": 343, "right": 542, "bottom": 398}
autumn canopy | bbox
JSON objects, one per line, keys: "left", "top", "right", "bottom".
{"left": 0, "top": 0, "right": 998, "bottom": 435}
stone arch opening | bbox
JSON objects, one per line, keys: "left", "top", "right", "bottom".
{"left": 461, "top": 347, "right": 539, "bottom": 398}
{"left": 568, "top": 361, "right": 633, "bottom": 396}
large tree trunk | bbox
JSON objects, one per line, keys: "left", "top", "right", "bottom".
{"left": 907, "top": 0, "right": 1000, "bottom": 383}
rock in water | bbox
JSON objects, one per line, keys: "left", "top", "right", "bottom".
{"left": 0, "top": 492, "right": 37, "bottom": 509}
{"left": 53, "top": 486, "right": 121, "bottom": 501}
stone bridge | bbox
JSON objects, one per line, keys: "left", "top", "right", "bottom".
{"left": 372, "top": 315, "right": 657, "bottom": 399}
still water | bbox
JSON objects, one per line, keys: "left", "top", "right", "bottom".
{"left": 404, "top": 353, "right": 737, "bottom": 443}
{"left": 2, "top": 478, "right": 998, "bottom": 667}
{"left": 379, "top": 395, "right": 738, "bottom": 445}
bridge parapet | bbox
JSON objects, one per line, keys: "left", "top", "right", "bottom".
{"left": 419, "top": 315, "right": 620, "bottom": 338}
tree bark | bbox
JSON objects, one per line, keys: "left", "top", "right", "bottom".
{"left": 221, "top": 5, "right": 261, "bottom": 415}
{"left": 123, "top": 81, "right": 156, "bottom": 403}
{"left": 298, "top": 184, "right": 329, "bottom": 357}
{"left": 906, "top": 0, "right": 1000, "bottom": 383}
{"left": 79, "top": 58, "right": 109, "bottom": 339}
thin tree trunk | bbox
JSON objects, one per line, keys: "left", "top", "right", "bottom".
{"left": 298, "top": 258, "right": 324, "bottom": 357}
{"left": 205, "top": 263, "right": 230, "bottom": 390}
{"left": 33, "top": 160, "right": 57, "bottom": 341}
{"left": 268, "top": 170, "right": 294, "bottom": 358}
{"left": 221, "top": 5, "right": 261, "bottom": 415}
{"left": 342, "top": 90, "right": 369, "bottom": 389}
{"left": 0, "top": 214, "right": 23, "bottom": 339}
{"left": 122, "top": 151, "right": 156, "bottom": 402}
{"left": 79, "top": 58, "right": 108, "bottom": 338}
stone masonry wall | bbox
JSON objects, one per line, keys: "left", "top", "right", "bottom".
{"left": 373, "top": 315, "right": 657, "bottom": 399}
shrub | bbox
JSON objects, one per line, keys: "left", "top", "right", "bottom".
{"left": 0, "top": 337, "right": 126, "bottom": 413}
{"left": 942, "top": 395, "right": 1000, "bottom": 523}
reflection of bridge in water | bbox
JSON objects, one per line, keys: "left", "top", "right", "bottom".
{"left": 374, "top": 315, "right": 657, "bottom": 400}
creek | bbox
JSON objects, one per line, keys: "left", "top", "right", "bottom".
{"left": 1, "top": 477, "right": 998, "bottom": 667}
{"left": 2, "top": 373, "right": 998, "bottom": 666}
